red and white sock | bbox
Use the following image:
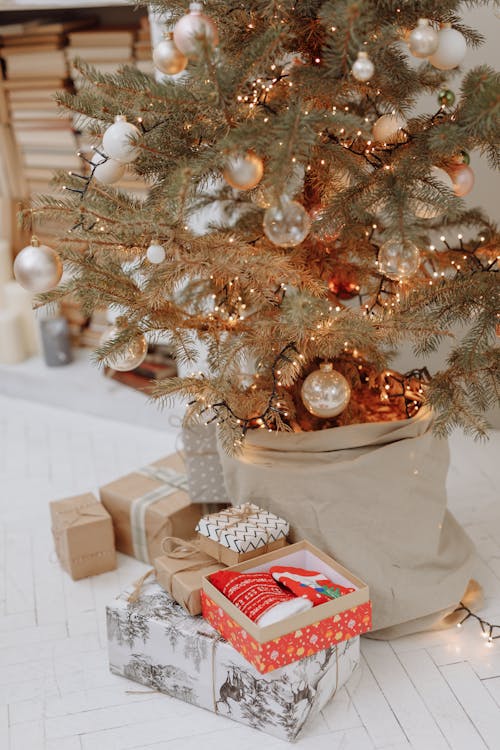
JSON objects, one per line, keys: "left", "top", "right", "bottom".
{"left": 208, "top": 570, "right": 312, "bottom": 626}
{"left": 270, "top": 566, "right": 355, "bottom": 605}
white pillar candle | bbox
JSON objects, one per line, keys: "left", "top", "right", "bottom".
{"left": 0, "top": 307, "right": 26, "bottom": 364}
{"left": 4, "top": 280, "right": 40, "bottom": 355}
{"left": 0, "top": 239, "right": 12, "bottom": 286}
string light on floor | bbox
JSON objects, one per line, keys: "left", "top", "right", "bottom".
{"left": 454, "top": 602, "right": 500, "bottom": 647}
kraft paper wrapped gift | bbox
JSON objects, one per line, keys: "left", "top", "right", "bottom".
{"left": 107, "top": 576, "right": 360, "bottom": 741}
{"left": 182, "top": 422, "right": 230, "bottom": 504}
{"left": 154, "top": 537, "right": 225, "bottom": 616}
{"left": 196, "top": 503, "right": 289, "bottom": 565}
{"left": 100, "top": 453, "right": 204, "bottom": 564}
{"left": 202, "top": 539, "right": 372, "bottom": 673}
{"left": 50, "top": 492, "right": 116, "bottom": 580}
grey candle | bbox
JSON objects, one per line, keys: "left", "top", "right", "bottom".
{"left": 40, "top": 317, "right": 72, "bottom": 367}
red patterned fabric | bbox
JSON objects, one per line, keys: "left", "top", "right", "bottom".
{"left": 208, "top": 570, "right": 297, "bottom": 623}
{"left": 270, "top": 566, "right": 355, "bottom": 605}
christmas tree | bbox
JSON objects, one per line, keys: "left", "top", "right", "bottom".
{"left": 18, "top": 0, "right": 499, "bottom": 451}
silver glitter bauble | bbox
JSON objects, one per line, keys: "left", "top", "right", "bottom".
{"left": 352, "top": 51, "right": 374, "bottom": 82}
{"left": 173, "top": 2, "right": 218, "bottom": 58}
{"left": 408, "top": 19, "right": 439, "bottom": 58}
{"left": 301, "top": 363, "right": 351, "bottom": 418}
{"left": 428, "top": 24, "right": 467, "bottom": 70}
{"left": 146, "top": 243, "right": 166, "bottom": 264}
{"left": 263, "top": 198, "right": 311, "bottom": 247}
{"left": 100, "top": 326, "right": 148, "bottom": 371}
{"left": 91, "top": 154, "right": 126, "bottom": 184}
{"left": 153, "top": 32, "right": 188, "bottom": 75}
{"left": 102, "top": 116, "right": 141, "bottom": 164}
{"left": 372, "top": 113, "right": 407, "bottom": 143}
{"left": 378, "top": 239, "right": 420, "bottom": 280}
{"left": 223, "top": 151, "right": 264, "bottom": 190}
{"left": 13, "top": 239, "right": 62, "bottom": 293}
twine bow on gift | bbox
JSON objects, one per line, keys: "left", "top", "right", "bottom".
{"left": 212, "top": 503, "right": 271, "bottom": 560}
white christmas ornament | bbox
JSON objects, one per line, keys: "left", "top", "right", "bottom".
{"left": 102, "top": 116, "right": 141, "bottom": 164}
{"left": 13, "top": 239, "right": 62, "bottom": 293}
{"left": 408, "top": 19, "right": 439, "bottom": 58}
{"left": 146, "top": 243, "right": 166, "bottom": 264}
{"left": 352, "top": 51, "right": 374, "bottom": 82}
{"left": 173, "top": 2, "right": 218, "bottom": 58}
{"left": 153, "top": 31, "right": 188, "bottom": 75}
{"left": 378, "top": 238, "right": 420, "bottom": 280}
{"left": 372, "top": 113, "right": 407, "bottom": 143}
{"left": 223, "top": 152, "right": 264, "bottom": 190}
{"left": 100, "top": 326, "right": 148, "bottom": 372}
{"left": 91, "top": 153, "right": 126, "bottom": 184}
{"left": 428, "top": 24, "right": 467, "bottom": 70}
{"left": 301, "top": 363, "right": 351, "bottom": 418}
{"left": 263, "top": 198, "right": 311, "bottom": 247}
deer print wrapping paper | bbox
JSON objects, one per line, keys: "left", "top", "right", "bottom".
{"left": 106, "top": 577, "right": 360, "bottom": 741}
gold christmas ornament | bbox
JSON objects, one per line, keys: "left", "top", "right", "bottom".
{"left": 408, "top": 19, "right": 439, "bottom": 58}
{"left": 301, "top": 362, "right": 351, "bottom": 418}
{"left": 173, "top": 2, "right": 218, "bottom": 59}
{"left": 13, "top": 237, "right": 63, "bottom": 293}
{"left": 223, "top": 151, "right": 264, "bottom": 190}
{"left": 100, "top": 326, "right": 148, "bottom": 371}
{"left": 153, "top": 32, "right": 188, "bottom": 75}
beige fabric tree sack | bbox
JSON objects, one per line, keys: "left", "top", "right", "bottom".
{"left": 218, "top": 407, "right": 476, "bottom": 639}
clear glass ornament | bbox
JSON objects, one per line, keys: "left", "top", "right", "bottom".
{"left": 100, "top": 326, "right": 148, "bottom": 371}
{"left": 408, "top": 19, "right": 439, "bottom": 58}
{"left": 428, "top": 25, "right": 467, "bottom": 70}
{"left": 91, "top": 154, "right": 126, "bottom": 185}
{"left": 102, "top": 116, "right": 141, "bottom": 164}
{"left": 173, "top": 2, "right": 218, "bottom": 58}
{"left": 13, "top": 238, "right": 62, "bottom": 293}
{"left": 263, "top": 197, "right": 311, "bottom": 247}
{"left": 301, "top": 363, "right": 351, "bottom": 418}
{"left": 352, "top": 51, "right": 374, "bottom": 82}
{"left": 372, "top": 113, "right": 407, "bottom": 143}
{"left": 378, "top": 239, "right": 420, "bottom": 280}
{"left": 153, "top": 32, "right": 188, "bottom": 75}
{"left": 146, "top": 243, "right": 166, "bottom": 264}
{"left": 223, "top": 152, "right": 264, "bottom": 190}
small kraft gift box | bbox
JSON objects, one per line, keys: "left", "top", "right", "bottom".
{"left": 196, "top": 503, "right": 289, "bottom": 565}
{"left": 107, "top": 576, "right": 361, "bottom": 741}
{"left": 154, "top": 537, "right": 226, "bottom": 616}
{"left": 201, "top": 539, "right": 372, "bottom": 674}
{"left": 50, "top": 492, "right": 116, "bottom": 580}
{"left": 100, "top": 453, "right": 205, "bottom": 564}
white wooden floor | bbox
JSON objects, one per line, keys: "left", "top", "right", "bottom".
{"left": 1, "top": 389, "right": 500, "bottom": 750}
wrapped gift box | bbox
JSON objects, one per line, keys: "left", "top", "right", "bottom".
{"left": 183, "top": 422, "right": 230, "bottom": 504}
{"left": 106, "top": 577, "right": 360, "bottom": 741}
{"left": 201, "top": 539, "right": 372, "bottom": 673}
{"left": 196, "top": 503, "right": 289, "bottom": 565}
{"left": 100, "top": 453, "right": 205, "bottom": 564}
{"left": 154, "top": 539, "right": 225, "bottom": 615}
{"left": 50, "top": 492, "right": 116, "bottom": 580}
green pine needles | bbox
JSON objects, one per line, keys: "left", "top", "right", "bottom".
{"left": 26, "top": 0, "right": 499, "bottom": 447}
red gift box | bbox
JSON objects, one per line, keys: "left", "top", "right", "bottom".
{"left": 201, "top": 539, "right": 372, "bottom": 673}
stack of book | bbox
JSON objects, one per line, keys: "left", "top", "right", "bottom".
{"left": 134, "top": 16, "right": 153, "bottom": 75}
{"left": 66, "top": 27, "right": 136, "bottom": 89}
{"left": 0, "top": 18, "right": 96, "bottom": 198}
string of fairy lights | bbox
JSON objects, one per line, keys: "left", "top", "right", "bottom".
{"left": 455, "top": 602, "right": 500, "bottom": 647}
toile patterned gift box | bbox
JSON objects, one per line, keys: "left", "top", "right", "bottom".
{"left": 196, "top": 503, "right": 289, "bottom": 565}
{"left": 182, "top": 422, "right": 230, "bottom": 504}
{"left": 106, "top": 576, "right": 360, "bottom": 742}
{"left": 201, "top": 539, "right": 372, "bottom": 673}
{"left": 50, "top": 492, "right": 116, "bottom": 580}
{"left": 100, "top": 453, "right": 207, "bottom": 564}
